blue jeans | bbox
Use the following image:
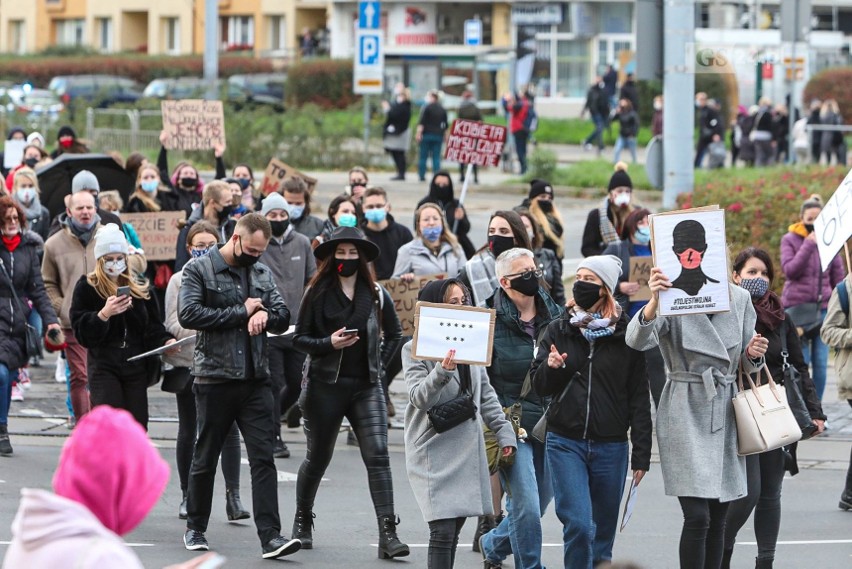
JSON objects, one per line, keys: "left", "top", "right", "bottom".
{"left": 801, "top": 309, "right": 829, "bottom": 400}
{"left": 613, "top": 136, "right": 637, "bottom": 163}
{"left": 0, "top": 363, "right": 12, "bottom": 424}
{"left": 480, "top": 438, "right": 553, "bottom": 569}
{"left": 27, "top": 308, "right": 42, "bottom": 338}
{"left": 418, "top": 133, "right": 443, "bottom": 180}
{"left": 546, "top": 433, "right": 629, "bottom": 569}
{"left": 584, "top": 114, "right": 606, "bottom": 150}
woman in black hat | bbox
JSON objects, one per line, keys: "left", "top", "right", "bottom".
{"left": 580, "top": 162, "right": 637, "bottom": 257}
{"left": 291, "top": 226, "right": 409, "bottom": 559}
{"left": 522, "top": 179, "right": 564, "bottom": 260}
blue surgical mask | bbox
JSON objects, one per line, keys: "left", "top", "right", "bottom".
{"left": 740, "top": 277, "right": 769, "bottom": 299}
{"left": 422, "top": 225, "right": 443, "bottom": 243}
{"left": 337, "top": 213, "right": 358, "bottom": 228}
{"left": 238, "top": 178, "right": 251, "bottom": 190}
{"left": 190, "top": 248, "right": 212, "bottom": 259}
{"left": 364, "top": 208, "right": 387, "bottom": 224}
{"left": 634, "top": 226, "right": 651, "bottom": 245}
{"left": 287, "top": 204, "right": 305, "bottom": 220}
{"left": 141, "top": 180, "right": 159, "bottom": 194}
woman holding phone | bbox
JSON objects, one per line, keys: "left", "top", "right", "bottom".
{"left": 70, "top": 224, "right": 176, "bottom": 429}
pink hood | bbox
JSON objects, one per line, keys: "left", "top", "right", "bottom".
{"left": 52, "top": 406, "right": 170, "bottom": 536}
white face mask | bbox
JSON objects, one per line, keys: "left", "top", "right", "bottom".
{"left": 16, "top": 188, "right": 36, "bottom": 205}
{"left": 613, "top": 193, "right": 631, "bottom": 207}
{"left": 104, "top": 259, "right": 126, "bottom": 277}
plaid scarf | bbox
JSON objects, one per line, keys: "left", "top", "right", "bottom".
{"left": 569, "top": 305, "right": 621, "bottom": 342}
{"left": 597, "top": 198, "right": 620, "bottom": 246}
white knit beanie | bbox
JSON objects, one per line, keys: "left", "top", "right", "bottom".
{"left": 576, "top": 255, "right": 623, "bottom": 295}
{"left": 93, "top": 224, "right": 129, "bottom": 260}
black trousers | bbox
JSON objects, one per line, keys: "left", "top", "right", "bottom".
{"left": 458, "top": 163, "right": 478, "bottom": 183}
{"left": 724, "top": 449, "right": 785, "bottom": 561}
{"left": 514, "top": 130, "right": 529, "bottom": 174}
{"left": 389, "top": 150, "right": 406, "bottom": 178}
{"left": 268, "top": 336, "right": 306, "bottom": 439}
{"left": 174, "top": 381, "right": 242, "bottom": 492}
{"left": 678, "top": 497, "right": 730, "bottom": 569}
{"left": 296, "top": 375, "right": 394, "bottom": 516}
{"left": 187, "top": 379, "right": 280, "bottom": 543}
{"left": 89, "top": 360, "right": 149, "bottom": 429}
{"left": 428, "top": 517, "right": 466, "bottom": 569}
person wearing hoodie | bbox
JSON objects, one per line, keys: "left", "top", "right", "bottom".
{"left": 50, "top": 125, "right": 89, "bottom": 159}
{"left": 581, "top": 164, "right": 636, "bottom": 257}
{"left": 173, "top": 180, "right": 236, "bottom": 272}
{"left": 780, "top": 195, "right": 845, "bottom": 400}
{"left": 362, "top": 186, "right": 413, "bottom": 281}
{"left": 533, "top": 255, "right": 651, "bottom": 569}
{"left": 282, "top": 176, "right": 324, "bottom": 241}
{"left": 416, "top": 171, "right": 475, "bottom": 259}
{"left": 2, "top": 405, "right": 214, "bottom": 569}
{"left": 10, "top": 168, "right": 51, "bottom": 242}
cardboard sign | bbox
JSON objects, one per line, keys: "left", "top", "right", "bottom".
{"left": 629, "top": 256, "right": 653, "bottom": 301}
{"left": 650, "top": 206, "right": 730, "bottom": 316}
{"left": 378, "top": 273, "right": 447, "bottom": 336}
{"left": 3, "top": 140, "right": 26, "bottom": 169}
{"left": 815, "top": 168, "right": 852, "bottom": 271}
{"left": 160, "top": 100, "right": 226, "bottom": 151}
{"left": 411, "top": 301, "right": 497, "bottom": 366}
{"left": 258, "top": 158, "right": 318, "bottom": 196}
{"left": 444, "top": 119, "right": 507, "bottom": 167}
{"left": 121, "top": 211, "right": 186, "bottom": 261}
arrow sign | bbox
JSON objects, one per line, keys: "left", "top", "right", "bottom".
{"left": 359, "top": 1, "right": 381, "bottom": 29}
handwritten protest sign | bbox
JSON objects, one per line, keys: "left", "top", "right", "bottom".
{"left": 161, "top": 100, "right": 226, "bottom": 151}
{"left": 629, "top": 256, "right": 652, "bottom": 301}
{"left": 259, "top": 158, "right": 318, "bottom": 196}
{"left": 814, "top": 168, "right": 852, "bottom": 271}
{"left": 444, "top": 119, "right": 507, "bottom": 167}
{"left": 122, "top": 211, "right": 186, "bottom": 261}
{"left": 378, "top": 273, "right": 447, "bottom": 335}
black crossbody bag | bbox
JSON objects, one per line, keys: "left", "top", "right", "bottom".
{"left": 427, "top": 367, "right": 477, "bottom": 433}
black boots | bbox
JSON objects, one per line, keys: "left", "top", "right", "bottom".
{"left": 721, "top": 548, "right": 733, "bottom": 569}
{"left": 178, "top": 490, "right": 188, "bottom": 520}
{"left": 755, "top": 558, "right": 773, "bottom": 569}
{"left": 225, "top": 488, "right": 250, "bottom": 521}
{"left": 0, "top": 424, "right": 12, "bottom": 456}
{"left": 840, "top": 489, "right": 852, "bottom": 511}
{"left": 472, "top": 513, "right": 501, "bottom": 552}
{"left": 292, "top": 504, "right": 315, "bottom": 549}
{"left": 377, "top": 515, "right": 410, "bottom": 559}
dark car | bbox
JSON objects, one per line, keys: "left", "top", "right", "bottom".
{"left": 227, "top": 73, "right": 285, "bottom": 110}
{"left": 142, "top": 77, "right": 248, "bottom": 105}
{"left": 48, "top": 75, "right": 142, "bottom": 107}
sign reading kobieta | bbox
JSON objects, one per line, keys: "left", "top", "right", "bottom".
{"left": 160, "top": 99, "right": 226, "bottom": 151}
{"left": 444, "top": 119, "right": 507, "bottom": 167}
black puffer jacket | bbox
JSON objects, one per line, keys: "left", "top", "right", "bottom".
{"left": 532, "top": 312, "right": 652, "bottom": 471}
{"left": 0, "top": 231, "right": 59, "bottom": 369}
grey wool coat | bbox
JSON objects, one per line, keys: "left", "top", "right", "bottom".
{"left": 402, "top": 341, "right": 517, "bottom": 522}
{"left": 625, "top": 285, "right": 760, "bottom": 502}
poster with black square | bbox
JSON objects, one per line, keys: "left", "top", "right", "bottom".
{"left": 411, "top": 302, "right": 496, "bottom": 366}
{"left": 650, "top": 207, "right": 730, "bottom": 316}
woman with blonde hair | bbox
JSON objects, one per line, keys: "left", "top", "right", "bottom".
{"left": 10, "top": 168, "right": 50, "bottom": 241}
{"left": 126, "top": 163, "right": 182, "bottom": 214}
{"left": 392, "top": 202, "right": 466, "bottom": 281}
{"left": 69, "top": 224, "right": 176, "bottom": 429}
{"left": 526, "top": 179, "right": 565, "bottom": 260}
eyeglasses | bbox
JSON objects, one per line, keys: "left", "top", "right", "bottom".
{"left": 191, "top": 243, "right": 217, "bottom": 251}
{"left": 504, "top": 269, "right": 543, "bottom": 280}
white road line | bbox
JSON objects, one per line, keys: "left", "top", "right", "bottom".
{"left": 239, "top": 460, "right": 327, "bottom": 482}
{"left": 739, "top": 539, "right": 852, "bottom": 545}
{"left": 1, "top": 541, "right": 155, "bottom": 547}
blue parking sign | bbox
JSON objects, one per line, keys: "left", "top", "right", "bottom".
{"left": 359, "top": 34, "right": 380, "bottom": 64}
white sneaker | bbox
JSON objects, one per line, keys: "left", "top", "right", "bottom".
{"left": 11, "top": 384, "right": 24, "bottom": 402}
{"left": 18, "top": 368, "right": 31, "bottom": 390}
{"left": 55, "top": 357, "right": 67, "bottom": 383}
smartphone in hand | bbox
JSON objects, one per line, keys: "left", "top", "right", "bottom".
{"left": 340, "top": 328, "right": 359, "bottom": 337}
{"left": 116, "top": 286, "right": 131, "bottom": 297}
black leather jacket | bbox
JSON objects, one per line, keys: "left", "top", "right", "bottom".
{"left": 293, "top": 283, "right": 401, "bottom": 384}
{"left": 177, "top": 247, "right": 290, "bottom": 380}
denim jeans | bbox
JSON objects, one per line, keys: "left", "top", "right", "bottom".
{"left": 584, "top": 114, "right": 606, "bottom": 150}
{"left": 418, "top": 133, "right": 444, "bottom": 180}
{"left": 546, "top": 433, "right": 629, "bottom": 569}
{"left": 481, "top": 438, "right": 553, "bottom": 568}
{"left": 27, "top": 308, "right": 42, "bottom": 337}
{"left": 613, "top": 136, "right": 637, "bottom": 163}
{"left": 0, "top": 363, "right": 12, "bottom": 424}
{"left": 801, "top": 309, "right": 829, "bottom": 400}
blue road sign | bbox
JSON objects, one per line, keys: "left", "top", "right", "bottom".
{"left": 359, "top": 2, "right": 381, "bottom": 29}
{"left": 358, "top": 34, "right": 381, "bottom": 65}
{"left": 464, "top": 19, "right": 482, "bottom": 46}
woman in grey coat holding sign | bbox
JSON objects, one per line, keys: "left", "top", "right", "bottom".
{"left": 402, "top": 278, "right": 516, "bottom": 569}
{"left": 625, "top": 266, "right": 769, "bottom": 569}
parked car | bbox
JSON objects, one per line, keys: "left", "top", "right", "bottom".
{"left": 142, "top": 77, "right": 247, "bottom": 104}
{"left": 227, "top": 73, "right": 285, "bottom": 110}
{"left": 1, "top": 85, "right": 64, "bottom": 126}
{"left": 48, "top": 75, "right": 142, "bottom": 108}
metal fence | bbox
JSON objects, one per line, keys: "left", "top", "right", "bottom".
{"left": 85, "top": 108, "right": 162, "bottom": 154}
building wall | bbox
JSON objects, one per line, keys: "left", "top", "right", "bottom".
{"left": 43, "top": 0, "right": 88, "bottom": 51}
{"left": 88, "top": 0, "right": 195, "bottom": 55}
{"left": 0, "top": 1, "right": 38, "bottom": 54}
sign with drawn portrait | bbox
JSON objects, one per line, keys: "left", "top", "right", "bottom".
{"left": 650, "top": 207, "right": 730, "bottom": 316}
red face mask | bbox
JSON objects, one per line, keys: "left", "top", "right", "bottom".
{"left": 676, "top": 248, "right": 703, "bottom": 269}
{"left": 59, "top": 137, "right": 73, "bottom": 148}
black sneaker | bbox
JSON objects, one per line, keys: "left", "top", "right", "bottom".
{"left": 262, "top": 535, "right": 301, "bottom": 559}
{"left": 183, "top": 529, "right": 209, "bottom": 551}
{"left": 273, "top": 439, "right": 291, "bottom": 459}
{"left": 840, "top": 490, "right": 852, "bottom": 511}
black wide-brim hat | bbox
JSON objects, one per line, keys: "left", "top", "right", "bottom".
{"left": 313, "top": 226, "right": 380, "bottom": 262}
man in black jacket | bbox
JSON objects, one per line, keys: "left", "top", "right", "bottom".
{"left": 178, "top": 213, "right": 301, "bottom": 560}
{"left": 694, "top": 92, "right": 723, "bottom": 167}
{"left": 581, "top": 77, "right": 610, "bottom": 154}
{"left": 361, "top": 187, "right": 413, "bottom": 281}
{"left": 416, "top": 90, "right": 448, "bottom": 182}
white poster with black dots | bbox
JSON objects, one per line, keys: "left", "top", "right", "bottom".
{"left": 650, "top": 207, "right": 731, "bottom": 316}
{"left": 411, "top": 302, "right": 496, "bottom": 366}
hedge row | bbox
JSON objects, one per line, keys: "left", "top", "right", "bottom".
{"left": 803, "top": 67, "right": 852, "bottom": 123}
{"left": 286, "top": 59, "right": 358, "bottom": 110}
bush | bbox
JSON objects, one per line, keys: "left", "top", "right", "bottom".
{"left": 803, "top": 67, "right": 852, "bottom": 122}
{"left": 286, "top": 59, "right": 358, "bottom": 109}
{"left": 636, "top": 79, "right": 662, "bottom": 126}
{"left": 524, "top": 148, "right": 557, "bottom": 181}
{"left": 533, "top": 118, "right": 655, "bottom": 146}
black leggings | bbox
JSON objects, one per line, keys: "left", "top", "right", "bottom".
{"left": 389, "top": 150, "right": 406, "bottom": 178}
{"left": 678, "top": 497, "right": 730, "bottom": 569}
{"left": 724, "top": 449, "right": 785, "bottom": 561}
{"left": 296, "top": 375, "right": 394, "bottom": 516}
{"left": 175, "top": 383, "right": 242, "bottom": 492}
{"left": 427, "top": 517, "right": 466, "bottom": 569}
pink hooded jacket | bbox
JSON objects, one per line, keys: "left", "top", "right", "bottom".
{"left": 2, "top": 406, "right": 170, "bottom": 568}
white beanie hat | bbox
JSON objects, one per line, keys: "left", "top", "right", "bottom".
{"left": 261, "top": 192, "right": 288, "bottom": 216}
{"left": 26, "top": 132, "right": 45, "bottom": 148}
{"left": 576, "top": 255, "right": 623, "bottom": 295}
{"left": 93, "top": 224, "right": 129, "bottom": 260}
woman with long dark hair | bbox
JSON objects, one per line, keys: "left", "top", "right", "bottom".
{"left": 292, "top": 226, "right": 408, "bottom": 559}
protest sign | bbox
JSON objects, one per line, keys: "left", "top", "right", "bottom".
{"left": 3, "top": 140, "right": 25, "bottom": 170}
{"left": 444, "top": 119, "right": 507, "bottom": 167}
{"left": 378, "top": 273, "right": 447, "bottom": 336}
{"left": 412, "top": 302, "right": 497, "bottom": 366}
{"left": 258, "top": 158, "right": 318, "bottom": 196}
{"left": 814, "top": 168, "right": 852, "bottom": 271}
{"left": 629, "top": 256, "right": 653, "bottom": 301}
{"left": 122, "top": 211, "right": 186, "bottom": 261}
{"left": 650, "top": 206, "right": 730, "bottom": 316}
{"left": 160, "top": 100, "right": 226, "bottom": 151}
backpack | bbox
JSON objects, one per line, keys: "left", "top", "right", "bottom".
{"left": 523, "top": 105, "right": 538, "bottom": 132}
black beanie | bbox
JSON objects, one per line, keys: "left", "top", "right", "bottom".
{"left": 607, "top": 163, "right": 632, "bottom": 191}
{"left": 528, "top": 179, "right": 554, "bottom": 201}
{"left": 57, "top": 125, "right": 77, "bottom": 140}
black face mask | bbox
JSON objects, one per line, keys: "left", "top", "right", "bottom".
{"left": 234, "top": 237, "right": 261, "bottom": 267}
{"left": 431, "top": 183, "right": 453, "bottom": 204}
{"left": 538, "top": 200, "right": 554, "bottom": 214}
{"left": 803, "top": 223, "right": 814, "bottom": 234}
{"left": 217, "top": 205, "right": 233, "bottom": 223}
{"left": 335, "top": 258, "right": 359, "bottom": 277}
{"left": 270, "top": 219, "right": 289, "bottom": 237}
{"left": 180, "top": 177, "right": 198, "bottom": 188}
{"left": 509, "top": 271, "right": 540, "bottom": 297}
{"left": 573, "top": 280, "right": 603, "bottom": 310}
{"left": 23, "top": 157, "right": 38, "bottom": 168}
{"left": 488, "top": 235, "right": 515, "bottom": 259}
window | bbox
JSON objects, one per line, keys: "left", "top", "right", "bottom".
{"left": 267, "top": 15, "right": 286, "bottom": 52}
{"left": 220, "top": 16, "right": 254, "bottom": 50}
{"left": 97, "top": 18, "right": 113, "bottom": 52}
{"left": 56, "top": 19, "right": 85, "bottom": 47}
{"left": 8, "top": 20, "right": 26, "bottom": 55}
{"left": 163, "top": 17, "right": 180, "bottom": 54}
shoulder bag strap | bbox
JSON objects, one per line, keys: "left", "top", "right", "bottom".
{"left": 515, "top": 321, "right": 552, "bottom": 404}
{"left": 0, "top": 258, "right": 27, "bottom": 314}
{"left": 779, "top": 319, "right": 791, "bottom": 371}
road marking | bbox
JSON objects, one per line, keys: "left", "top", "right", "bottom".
{"left": 239, "top": 459, "right": 327, "bottom": 482}
{"left": 739, "top": 539, "right": 852, "bottom": 545}
{"left": 16, "top": 409, "right": 45, "bottom": 416}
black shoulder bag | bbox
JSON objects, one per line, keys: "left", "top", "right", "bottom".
{"left": 779, "top": 319, "right": 817, "bottom": 440}
{"left": 427, "top": 366, "right": 477, "bottom": 433}
{"left": 0, "top": 258, "right": 41, "bottom": 359}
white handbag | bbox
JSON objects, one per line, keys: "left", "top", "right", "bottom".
{"left": 732, "top": 364, "right": 802, "bottom": 456}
